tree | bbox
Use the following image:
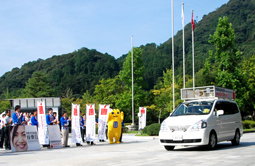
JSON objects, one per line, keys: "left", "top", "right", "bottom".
{"left": 94, "top": 76, "right": 123, "bottom": 108}
{"left": 24, "top": 71, "right": 54, "bottom": 97}
{"left": 119, "top": 47, "right": 147, "bottom": 122}
{"left": 61, "top": 97, "right": 74, "bottom": 116}
{"left": 0, "top": 99, "right": 11, "bottom": 113}
{"left": 207, "top": 16, "right": 249, "bottom": 116}
{"left": 150, "top": 69, "right": 183, "bottom": 123}
{"left": 240, "top": 55, "right": 255, "bottom": 116}
{"left": 209, "top": 16, "right": 243, "bottom": 88}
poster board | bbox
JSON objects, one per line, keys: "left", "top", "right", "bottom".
{"left": 10, "top": 125, "right": 40, "bottom": 152}
{"left": 71, "top": 103, "right": 82, "bottom": 144}
{"left": 86, "top": 104, "right": 95, "bottom": 142}
{"left": 98, "top": 104, "right": 110, "bottom": 141}
{"left": 138, "top": 107, "right": 147, "bottom": 130}
{"left": 48, "top": 125, "right": 62, "bottom": 148}
{"left": 37, "top": 101, "right": 49, "bottom": 144}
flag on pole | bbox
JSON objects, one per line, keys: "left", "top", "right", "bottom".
{"left": 182, "top": 4, "right": 184, "bottom": 26}
{"left": 191, "top": 11, "right": 195, "bottom": 30}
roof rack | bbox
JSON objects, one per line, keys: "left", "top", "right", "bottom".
{"left": 181, "top": 86, "right": 235, "bottom": 101}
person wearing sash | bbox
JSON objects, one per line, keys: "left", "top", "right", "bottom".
{"left": 25, "top": 112, "right": 31, "bottom": 126}
{"left": 31, "top": 110, "right": 38, "bottom": 127}
{"left": 12, "top": 105, "right": 23, "bottom": 125}
{"left": 53, "top": 112, "right": 59, "bottom": 125}
{"left": 0, "top": 114, "right": 6, "bottom": 148}
{"left": 60, "top": 111, "right": 71, "bottom": 147}
{"left": 4, "top": 110, "right": 13, "bottom": 150}
{"left": 46, "top": 108, "right": 57, "bottom": 125}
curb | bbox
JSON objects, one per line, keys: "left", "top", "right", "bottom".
{"left": 243, "top": 130, "right": 255, "bottom": 134}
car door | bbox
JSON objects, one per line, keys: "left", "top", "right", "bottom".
{"left": 221, "top": 101, "right": 234, "bottom": 139}
{"left": 214, "top": 101, "right": 229, "bottom": 141}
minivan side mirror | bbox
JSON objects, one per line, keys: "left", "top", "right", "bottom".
{"left": 217, "top": 110, "right": 224, "bottom": 117}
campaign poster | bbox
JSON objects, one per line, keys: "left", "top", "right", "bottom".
{"left": 10, "top": 125, "right": 41, "bottom": 152}
{"left": 37, "top": 101, "right": 49, "bottom": 144}
{"left": 86, "top": 104, "right": 95, "bottom": 142}
{"left": 98, "top": 104, "right": 110, "bottom": 141}
{"left": 71, "top": 103, "right": 82, "bottom": 144}
{"left": 48, "top": 125, "right": 62, "bottom": 149}
{"left": 139, "top": 107, "right": 147, "bottom": 130}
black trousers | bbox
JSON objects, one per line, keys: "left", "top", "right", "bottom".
{"left": 81, "top": 127, "right": 85, "bottom": 142}
{"left": 119, "top": 127, "right": 123, "bottom": 142}
{"left": 0, "top": 128, "right": 5, "bottom": 147}
{"left": 4, "top": 126, "right": 12, "bottom": 149}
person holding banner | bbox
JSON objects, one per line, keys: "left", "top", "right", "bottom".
{"left": 31, "top": 110, "right": 38, "bottom": 127}
{"left": 119, "top": 120, "right": 124, "bottom": 143}
{"left": 46, "top": 108, "right": 57, "bottom": 125}
{"left": 79, "top": 111, "right": 85, "bottom": 144}
{"left": 12, "top": 105, "right": 24, "bottom": 125}
{"left": 60, "top": 111, "right": 71, "bottom": 147}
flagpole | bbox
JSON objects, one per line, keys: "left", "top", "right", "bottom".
{"left": 182, "top": 3, "right": 185, "bottom": 89}
{"left": 172, "top": 0, "right": 175, "bottom": 110}
{"left": 192, "top": 9, "right": 195, "bottom": 90}
{"left": 131, "top": 35, "right": 134, "bottom": 126}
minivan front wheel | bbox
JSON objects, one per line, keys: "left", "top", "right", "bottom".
{"left": 207, "top": 132, "right": 217, "bottom": 150}
{"left": 164, "top": 145, "right": 175, "bottom": 151}
{"left": 231, "top": 130, "right": 240, "bottom": 146}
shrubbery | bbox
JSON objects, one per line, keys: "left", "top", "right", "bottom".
{"left": 142, "top": 125, "right": 149, "bottom": 134}
{"left": 142, "top": 123, "right": 160, "bottom": 136}
{"left": 242, "top": 120, "right": 255, "bottom": 129}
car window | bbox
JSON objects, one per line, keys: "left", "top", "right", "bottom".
{"left": 214, "top": 101, "right": 239, "bottom": 115}
{"left": 171, "top": 100, "right": 214, "bottom": 116}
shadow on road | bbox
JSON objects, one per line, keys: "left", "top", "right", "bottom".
{"left": 173, "top": 141, "right": 255, "bottom": 151}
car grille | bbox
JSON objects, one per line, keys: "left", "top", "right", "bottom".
{"left": 168, "top": 125, "right": 190, "bottom": 132}
{"left": 160, "top": 139, "right": 202, "bottom": 143}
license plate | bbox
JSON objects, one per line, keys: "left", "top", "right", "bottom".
{"left": 173, "top": 135, "right": 183, "bottom": 141}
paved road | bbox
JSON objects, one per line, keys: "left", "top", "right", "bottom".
{"left": 0, "top": 133, "right": 255, "bottom": 166}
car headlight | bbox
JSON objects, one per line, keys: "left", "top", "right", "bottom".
{"left": 160, "top": 120, "right": 169, "bottom": 131}
{"left": 189, "top": 120, "right": 207, "bottom": 130}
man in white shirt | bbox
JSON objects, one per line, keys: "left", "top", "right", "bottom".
{"left": 4, "top": 110, "right": 12, "bottom": 150}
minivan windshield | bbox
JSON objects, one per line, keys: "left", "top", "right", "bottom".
{"left": 171, "top": 100, "right": 214, "bottom": 116}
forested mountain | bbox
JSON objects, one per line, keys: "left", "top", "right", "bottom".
{"left": 117, "top": 0, "right": 255, "bottom": 89}
{"left": 0, "top": 0, "right": 255, "bottom": 97}
{"left": 0, "top": 48, "right": 119, "bottom": 97}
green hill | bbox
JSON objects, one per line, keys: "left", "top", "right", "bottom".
{"left": 0, "top": 48, "right": 119, "bottom": 97}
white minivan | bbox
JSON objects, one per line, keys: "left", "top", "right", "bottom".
{"left": 159, "top": 86, "right": 243, "bottom": 150}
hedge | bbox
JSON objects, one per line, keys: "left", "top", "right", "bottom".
{"left": 146, "top": 123, "right": 161, "bottom": 136}
{"left": 242, "top": 120, "right": 255, "bottom": 129}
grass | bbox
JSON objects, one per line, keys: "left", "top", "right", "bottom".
{"left": 135, "top": 133, "right": 149, "bottom": 136}
{"left": 243, "top": 128, "right": 255, "bottom": 132}
{"left": 125, "top": 130, "right": 138, "bottom": 134}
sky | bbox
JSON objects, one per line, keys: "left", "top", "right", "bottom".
{"left": 0, "top": 0, "right": 229, "bottom": 77}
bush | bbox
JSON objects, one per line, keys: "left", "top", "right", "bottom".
{"left": 123, "top": 126, "right": 129, "bottom": 133}
{"left": 147, "top": 123, "right": 161, "bottom": 136}
{"left": 242, "top": 121, "right": 250, "bottom": 129}
{"left": 142, "top": 126, "right": 149, "bottom": 134}
{"left": 243, "top": 120, "right": 255, "bottom": 129}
